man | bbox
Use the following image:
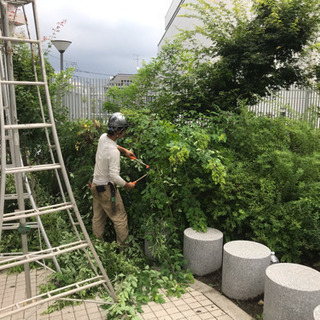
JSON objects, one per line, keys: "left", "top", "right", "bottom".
{"left": 90, "top": 112, "right": 135, "bottom": 248}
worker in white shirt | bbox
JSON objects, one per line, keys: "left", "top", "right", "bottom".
{"left": 91, "top": 112, "right": 135, "bottom": 248}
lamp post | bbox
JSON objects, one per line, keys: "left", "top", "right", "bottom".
{"left": 51, "top": 40, "right": 72, "bottom": 72}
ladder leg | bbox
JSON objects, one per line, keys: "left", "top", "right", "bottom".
{"left": 21, "top": 226, "right": 32, "bottom": 298}
{"left": 0, "top": 0, "right": 33, "bottom": 299}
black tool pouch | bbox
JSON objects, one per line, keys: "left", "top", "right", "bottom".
{"left": 95, "top": 185, "right": 106, "bottom": 193}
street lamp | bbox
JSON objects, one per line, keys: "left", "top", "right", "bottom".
{"left": 51, "top": 40, "right": 72, "bottom": 72}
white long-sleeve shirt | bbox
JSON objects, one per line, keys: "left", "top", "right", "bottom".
{"left": 92, "top": 133, "right": 126, "bottom": 187}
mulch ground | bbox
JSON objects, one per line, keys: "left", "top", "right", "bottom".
{"left": 195, "top": 260, "right": 320, "bottom": 320}
{"left": 194, "top": 269, "right": 263, "bottom": 319}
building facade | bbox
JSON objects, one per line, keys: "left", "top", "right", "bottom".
{"left": 158, "top": 0, "right": 201, "bottom": 52}
{"left": 158, "top": 0, "right": 236, "bottom": 52}
{"left": 105, "top": 74, "right": 135, "bottom": 90}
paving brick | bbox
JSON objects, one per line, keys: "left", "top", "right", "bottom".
{"left": 176, "top": 303, "right": 191, "bottom": 312}
{"left": 216, "top": 315, "right": 233, "bottom": 320}
{"left": 165, "top": 306, "right": 180, "bottom": 315}
{"left": 205, "top": 304, "right": 221, "bottom": 312}
{"left": 192, "top": 306, "right": 209, "bottom": 315}
{"left": 189, "top": 301, "right": 203, "bottom": 309}
{"left": 141, "top": 305, "right": 153, "bottom": 314}
{"left": 153, "top": 308, "right": 168, "bottom": 317}
{"left": 170, "top": 313, "right": 187, "bottom": 320}
{"left": 211, "top": 309, "right": 227, "bottom": 317}
{"left": 0, "top": 270, "right": 252, "bottom": 320}
{"left": 199, "top": 312, "right": 217, "bottom": 320}
{"left": 181, "top": 309, "right": 198, "bottom": 317}
{"left": 157, "top": 316, "right": 173, "bottom": 320}
{"left": 189, "top": 315, "right": 203, "bottom": 320}
{"left": 141, "top": 311, "right": 158, "bottom": 320}
{"left": 183, "top": 296, "right": 198, "bottom": 304}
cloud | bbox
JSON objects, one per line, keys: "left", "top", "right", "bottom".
{"left": 34, "top": 0, "right": 171, "bottom": 76}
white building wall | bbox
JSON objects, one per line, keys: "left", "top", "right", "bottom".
{"left": 158, "top": 0, "right": 235, "bottom": 52}
{"left": 158, "top": 0, "right": 205, "bottom": 51}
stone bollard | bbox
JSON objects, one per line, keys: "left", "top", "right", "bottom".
{"left": 183, "top": 227, "right": 223, "bottom": 276}
{"left": 314, "top": 305, "right": 320, "bottom": 320}
{"left": 263, "top": 263, "right": 320, "bottom": 320}
{"left": 222, "top": 240, "right": 270, "bottom": 300}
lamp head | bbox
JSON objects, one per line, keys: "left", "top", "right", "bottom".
{"left": 51, "top": 40, "right": 72, "bottom": 53}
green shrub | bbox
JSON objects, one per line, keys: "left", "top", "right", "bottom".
{"left": 58, "top": 109, "right": 320, "bottom": 263}
{"left": 211, "top": 110, "right": 320, "bottom": 262}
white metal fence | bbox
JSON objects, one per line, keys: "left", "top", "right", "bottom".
{"left": 250, "top": 86, "right": 320, "bottom": 127}
{"left": 61, "top": 77, "right": 320, "bottom": 126}
{"left": 62, "top": 77, "right": 110, "bottom": 122}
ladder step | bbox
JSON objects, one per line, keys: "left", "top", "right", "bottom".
{"left": 4, "top": 123, "right": 52, "bottom": 130}
{"left": 0, "top": 240, "right": 89, "bottom": 271}
{"left": 0, "top": 80, "right": 45, "bottom": 86}
{"left": 1, "top": 221, "right": 39, "bottom": 230}
{"left": 0, "top": 35, "right": 40, "bottom": 44}
{"left": 3, "top": 202, "right": 74, "bottom": 222}
{"left": 0, "top": 275, "right": 106, "bottom": 320}
{"left": 4, "top": 193, "right": 29, "bottom": 200}
{"left": 5, "top": 163, "right": 61, "bottom": 174}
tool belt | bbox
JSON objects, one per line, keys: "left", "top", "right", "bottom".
{"left": 95, "top": 183, "right": 116, "bottom": 214}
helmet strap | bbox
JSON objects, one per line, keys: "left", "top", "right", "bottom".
{"left": 114, "top": 127, "right": 125, "bottom": 139}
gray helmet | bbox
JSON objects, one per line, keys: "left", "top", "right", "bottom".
{"left": 108, "top": 112, "right": 129, "bottom": 134}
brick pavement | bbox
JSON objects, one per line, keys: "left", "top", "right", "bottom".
{"left": 0, "top": 269, "right": 253, "bottom": 320}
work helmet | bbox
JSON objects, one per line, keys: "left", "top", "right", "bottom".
{"left": 108, "top": 112, "right": 129, "bottom": 134}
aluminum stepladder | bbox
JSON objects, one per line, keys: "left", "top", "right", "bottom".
{"left": 0, "top": 1, "right": 117, "bottom": 318}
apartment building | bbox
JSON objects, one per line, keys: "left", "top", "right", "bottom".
{"left": 105, "top": 73, "right": 135, "bottom": 90}
{"left": 158, "top": 0, "right": 205, "bottom": 52}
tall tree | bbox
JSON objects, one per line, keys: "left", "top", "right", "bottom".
{"left": 183, "top": 0, "right": 320, "bottom": 110}
{"left": 109, "top": 0, "right": 320, "bottom": 118}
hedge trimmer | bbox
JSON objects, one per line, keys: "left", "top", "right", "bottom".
{"left": 130, "top": 155, "right": 150, "bottom": 184}
{"left": 129, "top": 155, "right": 150, "bottom": 169}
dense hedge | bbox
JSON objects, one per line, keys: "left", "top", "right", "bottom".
{"left": 58, "top": 109, "right": 320, "bottom": 263}
{"left": 212, "top": 110, "right": 320, "bottom": 262}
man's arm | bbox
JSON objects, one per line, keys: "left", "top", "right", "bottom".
{"left": 117, "top": 145, "right": 136, "bottom": 158}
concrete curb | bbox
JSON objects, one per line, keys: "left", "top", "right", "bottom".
{"left": 191, "top": 279, "right": 254, "bottom": 320}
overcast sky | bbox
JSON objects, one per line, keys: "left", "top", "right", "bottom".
{"left": 33, "top": 0, "right": 173, "bottom": 77}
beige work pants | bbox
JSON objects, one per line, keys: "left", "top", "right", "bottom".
{"left": 91, "top": 183, "right": 128, "bottom": 246}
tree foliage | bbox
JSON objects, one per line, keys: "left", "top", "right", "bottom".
{"left": 12, "top": 43, "right": 72, "bottom": 166}
{"left": 105, "top": 0, "right": 320, "bottom": 119}
{"left": 182, "top": 0, "right": 320, "bottom": 108}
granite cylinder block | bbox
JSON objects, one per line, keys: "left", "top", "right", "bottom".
{"left": 314, "top": 305, "right": 320, "bottom": 320}
{"left": 183, "top": 227, "right": 223, "bottom": 276}
{"left": 263, "top": 263, "right": 320, "bottom": 320}
{"left": 222, "top": 240, "right": 271, "bottom": 300}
